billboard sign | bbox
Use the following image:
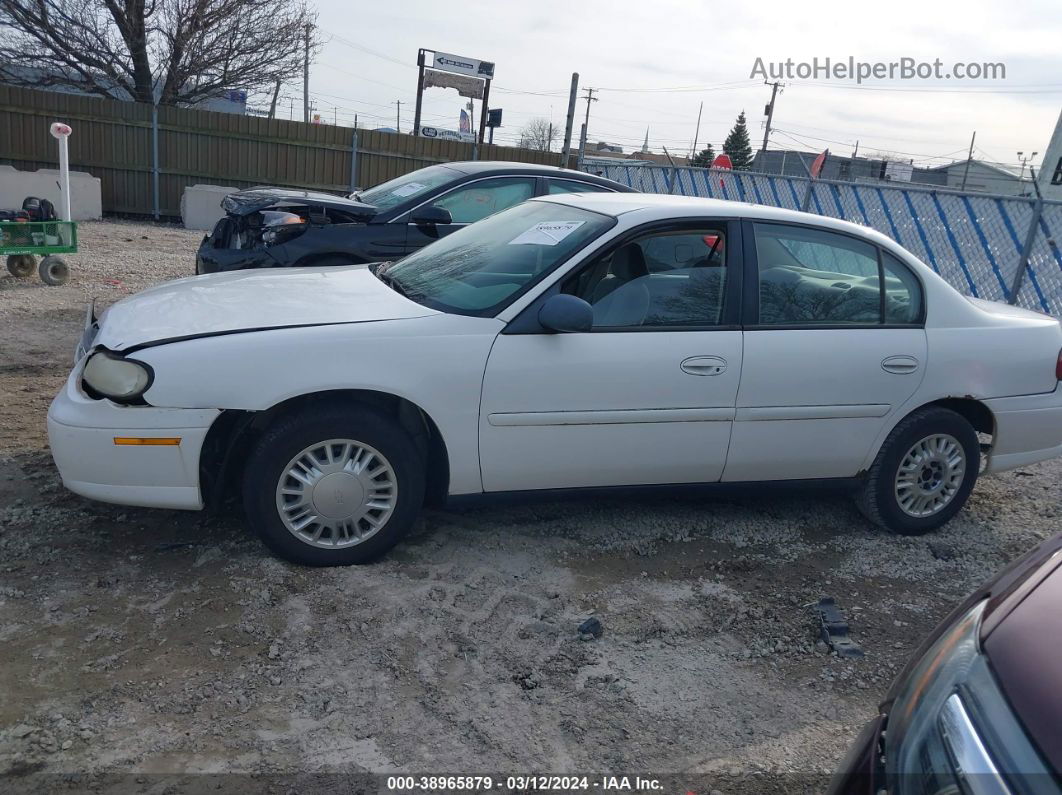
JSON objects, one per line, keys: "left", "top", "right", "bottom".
{"left": 433, "top": 51, "right": 495, "bottom": 79}
{"left": 1039, "top": 109, "right": 1062, "bottom": 200}
{"left": 420, "top": 126, "right": 474, "bottom": 143}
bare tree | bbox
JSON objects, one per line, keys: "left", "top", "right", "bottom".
{"left": 0, "top": 0, "right": 319, "bottom": 106}
{"left": 518, "top": 117, "right": 558, "bottom": 151}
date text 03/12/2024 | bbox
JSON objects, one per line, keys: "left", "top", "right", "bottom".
{"left": 386, "top": 776, "right": 666, "bottom": 791}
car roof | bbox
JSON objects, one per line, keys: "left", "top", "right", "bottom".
{"left": 445, "top": 161, "right": 584, "bottom": 175}
{"left": 440, "top": 161, "right": 630, "bottom": 188}
{"left": 532, "top": 191, "right": 895, "bottom": 242}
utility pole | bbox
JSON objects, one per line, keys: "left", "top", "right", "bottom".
{"left": 690, "top": 101, "right": 703, "bottom": 159}
{"left": 547, "top": 122, "right": 553, "bottom": 152}
{"left": 852, "top": 140, "right": 859, "bottom": 159}
{"left": 960, "top": 131, "right": 976, "bottom": 191}
{"left": 577, "top": 122, "right": 588, "bottom": 171}
{"left": 761, "top": 80, "right": 782, "bottom": 152}
{"left": 581, "top": 87, "right": 598, "bottom": 148}
{"left": 394, "top": 100, "right": 403, "bottom": 133}
{"left": 267, "top": 79, "right": 281, "bottom": 120}
{"left": 560, "top": 72, "right": 579, "bottom": 168}
{"left": 302, "top": 23, "right": 312, "bottom": 123}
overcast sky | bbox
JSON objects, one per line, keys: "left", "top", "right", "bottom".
{"left": 298, "top": 0, "right": 1062, "bottom": 175}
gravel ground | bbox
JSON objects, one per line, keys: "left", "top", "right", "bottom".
{"left": 1, "top": 220, "right": 1060, "bottom": 794}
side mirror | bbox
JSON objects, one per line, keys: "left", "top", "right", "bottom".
{"left": 410, "top": 205, "right": 452, "bottom": 226}
{"left": 538, "top": 294, "right": 594, "bottom": 333}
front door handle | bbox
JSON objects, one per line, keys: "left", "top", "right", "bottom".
{"left": 882, "top": 355, "right": 920, "bottom": 374}
{"left": 681, "top": 356, "right": 727, "bottom": 376}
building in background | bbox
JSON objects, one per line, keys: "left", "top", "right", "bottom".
{"left": 751, "top": 148, "right": 1031, "bottom": 196}
{"left": 913, "top": 160, "right": 1029, "bottom": 197}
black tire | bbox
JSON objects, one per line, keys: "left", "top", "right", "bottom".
{"left": 243, "top": 404, "right": 425, "bottom": 565}
{"left": 856, "top": 407, "right": 979, "bottom": 535}
{"left": 6, "top": 254, "right": 35, "bottom": 278}
{"left": 39, "top": 255, "right": 70, "bottom": 286}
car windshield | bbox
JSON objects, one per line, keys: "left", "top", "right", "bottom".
{"left": 385, "top": 201, "right": 616, "bottom": 316}
{"left": 355, "top": 165, "right": 462, "bottom": 211}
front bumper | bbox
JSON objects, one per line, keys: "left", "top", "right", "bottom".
{"left": 984, "top": 383, "right": 1062, "bottom": 473}
{"left": 827, "top": 714, "right": 886, "bottom": 795}
{"left": 47, "top": 369, "right": 220, "bottom": 510}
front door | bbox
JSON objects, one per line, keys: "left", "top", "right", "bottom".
{"left": 722, "top": 221, "right": 928, "bottom": 481}
{"left": 479, "top": 220, "right": 743, "bottom": 492}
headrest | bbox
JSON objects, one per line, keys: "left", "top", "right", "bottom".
{"left": 611, "top": 244, "right": 648, "bottom": 281}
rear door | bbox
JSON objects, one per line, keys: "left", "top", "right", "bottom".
{"left": 722, "top": 220, "right": 927, "bottom": 481}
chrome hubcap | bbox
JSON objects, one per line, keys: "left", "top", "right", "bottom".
{"left": 894, "top": 433, "right": 966, "bottom": 518}
{"left": 275, "top": 439, "right": 397, "bottom": 548}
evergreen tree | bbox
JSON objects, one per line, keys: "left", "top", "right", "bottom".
{"left": 723, "top": 111, "right": 754, "bottom": 170}
{"left": 690, "top": 144, "right": 716, "bottom": 168}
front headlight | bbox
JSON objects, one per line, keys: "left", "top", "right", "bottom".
{"left": 82, "top": 351, "right": 153, "bottom": 401}
{"left": 885, "top": 599, "right": 1055, "bottom": 795}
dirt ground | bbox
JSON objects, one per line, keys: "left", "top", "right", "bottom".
{"left": 1, "top": 221, "right": 1060, "bottom": 793}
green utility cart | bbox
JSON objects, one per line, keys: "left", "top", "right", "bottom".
{"left": 1, "top": 220, "right": 77, "bottom": 286}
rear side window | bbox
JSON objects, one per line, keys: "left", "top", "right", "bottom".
{"left": 546, "top": 179, "right": 612, "bottom": 195}
{"left": 882, "top": 252, "right": 924, "bottom": 324}
{"left": 754, "top": 223, "right": 920, "bottom": 326}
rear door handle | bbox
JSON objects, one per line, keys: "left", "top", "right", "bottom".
{"left": 882, "top": 355, "right": 920, "bottom": 374}
{"left": 681, "top": 356, "right": 727, "bottom": 376}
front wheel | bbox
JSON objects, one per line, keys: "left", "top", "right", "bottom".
{"left": 856, "top": 407, "right": 979, "bottom": 535}
{"left": 242, "top": 405, "right": 425, "bottom": 565}
{"left": 39, "top": 255, "right": 70, "bottom": 286}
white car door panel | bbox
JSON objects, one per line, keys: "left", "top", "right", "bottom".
{"left": 725, "top": 329, "right": 928, "bottom": 481}
{"left": 479, "top": 331, "right": 742, "bottom": 491}
{"left": 724, "top": 219, "right": 929, "bottom": 481}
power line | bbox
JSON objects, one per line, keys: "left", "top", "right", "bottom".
{"left": 788, "top": 81, "right": 1062, "bottom": 95}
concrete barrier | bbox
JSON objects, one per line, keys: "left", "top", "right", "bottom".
{"left": 181, "top": 184, "right": 238, "bottom": 230}
{"left": 0, "top": 165, "right": 102, "bottom": 220}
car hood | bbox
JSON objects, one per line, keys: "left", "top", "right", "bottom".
{"left": 981, "top": 549, "right": 1062, "bottom": 774}
{"left": 221, "top": 187, "right": 378, "bottom": 218}
{"left": 94, "top": 265, "right": 436, "bottom": 351}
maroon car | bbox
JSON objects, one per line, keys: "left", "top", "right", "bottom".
{"left": 830, "top": 532, "right": 1062, "bottom": 794}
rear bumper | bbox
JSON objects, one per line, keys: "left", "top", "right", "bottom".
{"left": 48, "top": 370, "right": 220, "bottom": 510}
{"left": 827, "top": 714, "right": 886, "bottom": 795}
{"left": 984, "top": 384, "right": 1062, "bottom": 473}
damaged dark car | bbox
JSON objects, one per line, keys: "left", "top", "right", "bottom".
{"left": 195, "top": 161, "right": 632, "bottom": 274}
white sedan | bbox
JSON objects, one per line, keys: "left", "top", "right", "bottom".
{"left": 49, "top": 194, "right": 1062, "bottom": 565}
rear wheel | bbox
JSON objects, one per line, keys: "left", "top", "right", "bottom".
{"left": 856, "top": 407, "right": 979, "bottom": 535}
{"left": 6, "top": 254, "right": 35, "bottom": 278}
{"left": 39, "top": 255, "right": 70, "bottom": 286}
{"left": 242, "top": 405, "right": 425, "bottom": 565}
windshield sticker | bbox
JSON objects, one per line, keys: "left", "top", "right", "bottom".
{"left": 391, "top": 182, "right": 427, "bottom": 198}
{"left": 508, "top": 221, "right": 585, "bottom": 246}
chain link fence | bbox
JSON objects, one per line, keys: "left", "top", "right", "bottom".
{"left": 587, "top": 163, "right": 1062, "bottom": 316}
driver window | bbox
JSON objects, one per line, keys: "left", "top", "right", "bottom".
{"left": 562, "top": 227, "right": 728, "bottom": 328}
{"left": 432, "top": 178, "right": 536, "bottom": 224}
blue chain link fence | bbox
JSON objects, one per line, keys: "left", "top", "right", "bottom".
{"left": 587, "top": 163, "right": 1062, "bottom": 317}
